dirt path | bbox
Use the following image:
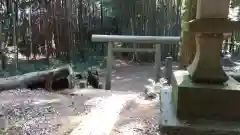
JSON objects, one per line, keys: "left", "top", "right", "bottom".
{"left": 2, "top": 62, "right": 167, "bottom": 135}
{"left": 100, "top": 63, "right": 155, "bottom": 92}
{"left": 3, "top": 88, "right": 139, "bottom": 135}
{"left": 100, "top": 62, "right": 163, "bottom": 135}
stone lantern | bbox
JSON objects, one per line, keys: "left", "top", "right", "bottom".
{"left": 160, "top": 0, "right": 240, "bottom": 134}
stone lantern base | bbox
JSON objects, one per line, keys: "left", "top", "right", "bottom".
{"left": 159, "top": 70, "right": 240, "bottom": 135}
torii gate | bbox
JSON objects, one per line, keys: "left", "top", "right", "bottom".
{"left": 160, "top": 0, "right": 240, "bottom": 134}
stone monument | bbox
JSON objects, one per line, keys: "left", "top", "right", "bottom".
{"left": 160, "top": 0, "right": 240, "bottom": 134}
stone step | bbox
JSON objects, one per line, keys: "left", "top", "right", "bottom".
{"left": 159, "top": 88, "right": 240, "bottom": 135}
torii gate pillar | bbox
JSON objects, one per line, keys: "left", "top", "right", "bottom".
{"left": 160, "top": 0, "right": 240, "bottom": 134}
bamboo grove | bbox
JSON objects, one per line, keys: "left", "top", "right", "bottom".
{"left": 0, "top": 0, "right": 240, "bottom": 71}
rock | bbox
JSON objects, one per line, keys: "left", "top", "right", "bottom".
{"left": 144, "top": 85, "right": 157, "bottom": 99}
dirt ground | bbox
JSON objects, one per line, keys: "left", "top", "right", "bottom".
{"left": 1, "top": 61, "right": 172, "bottom": 135}
{"left": 111, "top": 97, "right": 160, "bottom": 135}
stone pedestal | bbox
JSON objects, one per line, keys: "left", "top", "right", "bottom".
{"left": 159, "top": 84, "right": 240, "bottom": 135}
{"left": 172, "top": 70, "right": 240, "bottom": 121}
{"left": 187, "top": 34, "right": 228, "bottom": 83}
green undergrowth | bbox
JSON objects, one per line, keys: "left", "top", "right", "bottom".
{"left": 0, "top": 54, "right": 106, "bottom": 77}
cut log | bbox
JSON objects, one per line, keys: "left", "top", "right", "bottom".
{"left": 0, "top": 64, "right": 74, "bottom": 91}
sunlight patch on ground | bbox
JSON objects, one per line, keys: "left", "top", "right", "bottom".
{"left": 32, "top": 99, "right": 61, "bottom": 105}
{"left": 70, "top": 94, "right": 137, "bottom": 135}
{"left": 72, "top": 88, "right": 115, "bottom": 95}
{"left": 135, "top": 96, "right": 159, "bottom": 106}
{"left": 116, "top": 76, "right": 124, "bottom": 80}
{"left": 84, "top": 97, "right": 104, "bottom": 106}
{"left": 113, "top": 59, "right": 135, "bottom": 68}
{"left": 112, "top": 78, "right": 133, "bottom": 83}
{"left": 114, "top": 122, "right": 146, "bottom": 135}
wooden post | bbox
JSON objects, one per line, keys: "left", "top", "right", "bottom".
{"left": 0, "top": 22, "right": 2, "bottom": 44}
{"left": 105, "top": 42, "right": 113, "bottom": 90}
{"left": 0, "top": 21, "right": 6, "bottom": 70}
{"left": 130, "top": 18, "right": 138, "bottom": 61}
{"left": 154, "top": 44, "right": 161, "bottom": 82}
{"left": 29, "top": 4, "right": 32, "bottom": 58}
{"left": 165, "top": 56, "right": 172, "bottom": 84}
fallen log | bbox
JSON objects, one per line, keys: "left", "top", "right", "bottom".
{"left": 0, "top": 64, "right": 74, "bottom": 91}
{"left": 221, "top": 56, "right": 239, "bottom": 67}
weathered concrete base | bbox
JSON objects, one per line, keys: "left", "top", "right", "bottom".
{"left": 187, "top": 34, "right": 229, "bottom": 84}
{"left": 171, "top": 70, "right": 240, "bottom": 121}
{"left": 159, "top": 88, "right": 240, "bottom": 135}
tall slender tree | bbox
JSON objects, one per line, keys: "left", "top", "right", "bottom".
{"left": 179, "top": 0, "right": 197, "bottom": 69}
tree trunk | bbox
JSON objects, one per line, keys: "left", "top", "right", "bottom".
{"left": 78, "top": 0, "right": 83, "bottom": 50}
{"left": 0, "top": 65, "right": 74, "bottom": 91}
{"left": 0, "top": 21, "right": 6, "bottom": 70}
{"left": 179, "top": 0, "right": 197, "bottom": 69}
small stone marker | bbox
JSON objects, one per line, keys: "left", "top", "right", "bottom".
{"left": 98, "top": 82, "right": 103, "bottom": 89}
{"left": 165, "top": 57, "right": 173, "bottom": 84}
{"left": 79, "top": 80, "right": 87, "bottom": 88}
